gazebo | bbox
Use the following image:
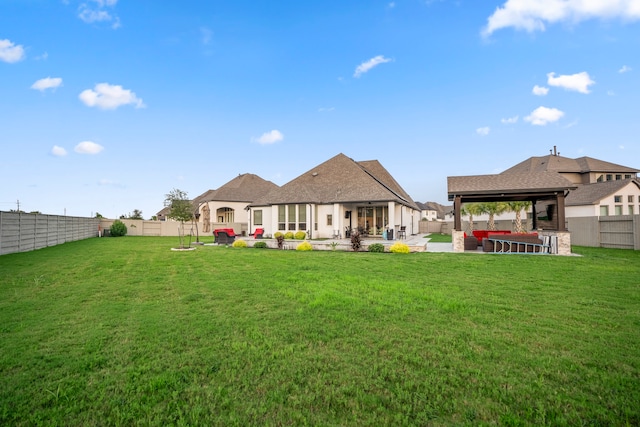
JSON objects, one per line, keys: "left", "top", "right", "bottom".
{"left": 447, "top": 172, "right": 577, "bottom": 254}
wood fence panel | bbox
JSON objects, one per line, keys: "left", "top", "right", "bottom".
{"left": 600, "top": 216, "right": 634, "bottom": 249}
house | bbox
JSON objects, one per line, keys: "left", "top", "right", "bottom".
{"left": 158, "top": 173, "right": 279, "bottom": 235}
{"left": 248, "top": 153, "right": 421, "bottom": 239}
{"left": 502, "top": 149, "right": 640, "bottom": 219}
{"left": 416, "top": 201, "right": 451, "bottom": 221}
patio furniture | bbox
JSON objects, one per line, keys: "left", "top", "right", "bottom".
{"left": 397, "top": 226, "right": 407, "bottom": 239}
{"left": 483, "top": 233, "right": 549, "bottom": 253}
{"left": 214, "top": 228, "right": 237, "bottom": 244}
{"left": 250, "top": 228, "right": 264, "bottom": 239}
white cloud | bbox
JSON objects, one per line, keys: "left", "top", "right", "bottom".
{"left": 524, "top": 106, "right": 565, "bottom": 126}
{"left": 619, "top": 65, "right": 632, "bottom": 73}
{"left": 78, "top": 0, "right": 120, "bottom": 29}
{"left": 353, "top": 55, "right": 392, "bottom": 78}
{"left": 31, "top": 77, "right": 63, "bottom": 92}
{"left": 200, "top": 27, "right": 213, "bottom": 45}
{"left": 254, "top": 130, "right": 284, "bottom": 145}
{"left": 0, "top": 39, "right": 26, "bottom": 63}
{"left": 75, "top": 141, "right": 104, "bottom": 154}
{"left": 482, "top": 0, "right": 640, "bottom": 37}
{"left": 79, "top": 83, "right": 145, "bottom": 109}
{"left": 501, "top": 115, "right": 519, "bottom": 124}
{"left": 547, "top": 71, "right": 595, "bottom": 93}
{"left": 51, "top": 146, "right": 67, "bottom": 157}
{"left": 476, "top": 126, "right": 491, "bottom": 136}
{"left": 388, "top": 2, "right": 396, "bottom": 8}
{"left": 532, "top": 85, "right": 549, "bottom": 96}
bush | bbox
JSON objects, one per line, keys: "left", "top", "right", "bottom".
{"left": 368, "top": 243, "right": 385, "bottom": 253}
{"left": 274, "top": 231, "right": 283, "bottom": 239}
{"left": 350, "top": 230, "right": 362, "bottom": 252}
{"left": 294, "top": 231, "right": 306, "bottom": 240}
{"left": 389, "top": 242, "right": 410, "bottom": 254}
{"left": 284, "top": 231, "right": 295, "bottom": 240}
{"left": 254, "top": 241, "right": 268, "bottom": 249}
{"left": 232, "top": 240, "right": 247, "bottom": 248}
{"left": 109, "top": 220, "right": 127, "bottom": 237}
{"left": 296, "top": 241, "right": 313, "bottom": 251}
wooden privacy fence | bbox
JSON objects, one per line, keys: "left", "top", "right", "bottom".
{"left": 0, "top": 211, "right": 99, "bottom": 256}
{"left": 568, "top": 215, "right": 640, "bottom": 250}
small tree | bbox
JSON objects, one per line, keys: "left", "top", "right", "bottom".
{"left": 507, "top": 201, "right": 532, "bottom": 233}
{"left": 165, "top": 188, "right": 193, "bottom": 248}
{"left": 129, "top": 209, "right": 144, "bottom": 220}
{"left": 460, "top": 203, "right": 484, "bottom": 232}
{"left": 482, "top": 202, "right": 508, "bottom": 231}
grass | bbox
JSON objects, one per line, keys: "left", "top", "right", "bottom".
{"left": 1, "top": 237, "right": 639, "bottom": 426}
{"left": 426, "top": 233, "right": 452, "bottom": 243}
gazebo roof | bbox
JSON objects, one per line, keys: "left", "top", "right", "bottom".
{"left": 447, "top": 172, "right": 577, "bottom": 202}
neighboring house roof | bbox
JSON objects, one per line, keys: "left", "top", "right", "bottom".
{"left": 566, "top": 179, "right": 640, "bottom": 206}
{"left": 251, "top": 153, "right": 420, "bottom": 209}
{"left": 416, "top": 201, "right": 451, "bottom": 219}
{"left": 193, "top": 173, "right": 279, "bottom": 205}
{"left": 502, "top": 155, "right": 639, "bottom": 175}
{"left": 448, "top": 171, "right": 576, "bottom": 199}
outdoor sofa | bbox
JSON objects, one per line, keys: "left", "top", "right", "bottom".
{"left": 482, "top": 232, "right": 548, "bottom": 253}
{"left": 213, "top": 228, "right": 237, "bottom": 244}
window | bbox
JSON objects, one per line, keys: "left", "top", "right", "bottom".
{"left": 596, "top": 174, "right": 604, "bottom": 182}
{"left": 614, "top": 195, "right": 622, "bottom": 203}
{"left": 288, "top": 205, "right": 296, "bottom": 230}
{"left": 606, "top": 174, "right": 613, "bottom": 181}
{"left": 599, "top": 205, "right": 609, "bottom": 216}
{"left": 625, "top": 174, "right": 632, "bottom": 179}
{"left": 629, "top": 205, "right": 634, "bottom": 215}
{"left": 615, "top": 205, "right": 623, "bottom": 215}
{"left": 254, "top": 210, "right": 263, "bottom": 226}
{"left": 327, "top": 214, "right": 333, "bottom": 226}
{"left": 629, "top": 195, "right": 634, "bottom": 203}
{"left": 616, "top": 174, "right": 622, "bottom": 180}
{"left": 278, "top": 205, "right": 286, "bottom": 230}
{"left": 218, "top": 207, "right": 234, "bottom": 223}
{"left": 298, "top": 204, "right": 307, "bottom": 230}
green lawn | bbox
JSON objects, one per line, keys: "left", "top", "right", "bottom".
{"left": 1, "top": 237, "right": 639, "bottom": 426}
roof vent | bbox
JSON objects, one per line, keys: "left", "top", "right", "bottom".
{"left": 312, "top": 172, "right": 318, "bottom": 177}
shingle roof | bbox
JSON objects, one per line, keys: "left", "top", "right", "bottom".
{"left": 192, "top": 173, "right": 279, "bottom": 205}
{"left": 502, "top": 155, "right": 639, "bottom": 174}
{"left": 251, "top": 153, "right": 419, "bottom": 209}
{"left": 565, "top": 179, "right": 640, "bottom": 206}
{"left": 448, "top": 172, "right": 576, "bottom": 196}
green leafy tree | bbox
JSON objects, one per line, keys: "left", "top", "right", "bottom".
{"left": 165, "top": 188, "right": 193, "bottom": 248}
{"left": 129, "top": 209, "right": 143, "bottom": 220}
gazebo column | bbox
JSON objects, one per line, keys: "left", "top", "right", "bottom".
{"left": 556, "top": 192, "right": 567, "bottom": 231}
{"left": 453, "top": 195, "right": 462, "bottom": 231}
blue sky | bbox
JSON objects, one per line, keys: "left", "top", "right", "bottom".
{"left": 2, "top": 0, "right": 639, "bottom": 218}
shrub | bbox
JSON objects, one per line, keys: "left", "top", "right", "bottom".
{"left": 389, "top": 242, "right": 410, "bottom": 254}
{"left": 296, "top": 241, "right": 313, "bottom": 251}
{"left": 294, "top": 231, "right": 306, "bottom": 240}
{"left": 254, "top": 241, "right": 267, "bottom": 249}
{"left": 284, "top": 231, "right": 295, "bottom": 240}
{"left": 274, "top": 231, "right": 283, "bottom": 239}
{"left": 109, "top": 220, "right": 127, "bottom": 237}
{"left": 232, "top": 240, "right": 247, "bottom": 248}
{"left": 350, "top": 230, "right": 362, "bottom": 252}
{"left": 368, "top": 243, "right": 385, "bottom": 253}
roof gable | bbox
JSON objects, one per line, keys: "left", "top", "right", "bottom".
{"left": 252, "top": 153, "right": 419, "bottom": 208}
{"left": 566, "top": 179, "right": 640, "bottom": 206}
{"left": 193, "top": 174, "right": 278, "bottom": 204}
{"left": 503, "top": 155, "right": 639, "bottom": 174}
